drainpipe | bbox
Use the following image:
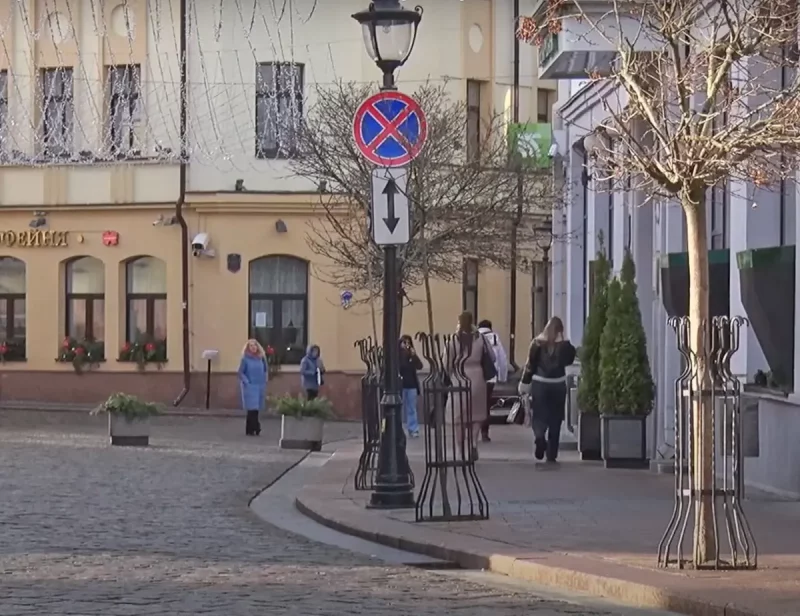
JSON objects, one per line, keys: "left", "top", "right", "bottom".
{"left": 173, "top": 0, "right": 190, "bottom": 407}
{"left": 508, "top": 0, "right": 522, "bottom": 370}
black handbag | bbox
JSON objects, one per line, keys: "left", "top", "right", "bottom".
{"left": 480, "top": 336, "right": 498, "bottom": 381}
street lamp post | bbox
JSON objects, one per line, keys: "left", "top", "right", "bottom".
{"left": 533, "top": 220, "right": 553, "bottom": 335}
{"left": 352, "top": 0, "right": 422, "bottom": 509}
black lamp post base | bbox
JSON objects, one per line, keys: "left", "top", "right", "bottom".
{"left": 367, "top": 486, "right": 415, "bottom": 509}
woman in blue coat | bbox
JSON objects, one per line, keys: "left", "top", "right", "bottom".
{"left": 238, "top": 339, "right": 268, "bottom": 436}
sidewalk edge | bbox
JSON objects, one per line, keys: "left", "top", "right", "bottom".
{"left": 295, "top": 493, "right": 760, "bottom": 616}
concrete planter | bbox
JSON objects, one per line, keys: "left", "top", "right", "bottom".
{"left": 601, "top": 414, "right": 648, "bottom": 469}
{"left": 280, "top": 416, "right": 324, "bottom": 451}
{"left": 109, "top": 414, "right": 151, "bottom": 447}
{"left": 578, "top": 411, "right": 602, "bottom": 461}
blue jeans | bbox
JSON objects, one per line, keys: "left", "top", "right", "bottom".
{"left": 402, "top": 388, "right": 419, "bottom": 434}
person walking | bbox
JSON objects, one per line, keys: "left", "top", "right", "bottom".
{"left": 238, "top": 339, "right": 268, "bottom": 436}
{"left": 300, "top": 344, "right": 325, "bottom": 400}
{"left": 518, "top": 317, "right": 576, "bottom": 463}
{"left": 446, "top": 312, "right": 496, "bottom": 460}
{"left": 477, "top": 319, "right": 509, "bottom": 442}
{"left": 399, "top": 335, "right": 423, "bottom": 438}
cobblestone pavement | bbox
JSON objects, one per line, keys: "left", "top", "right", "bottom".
{"left": 1, "top": 412, "right": 636, "bottom": 615}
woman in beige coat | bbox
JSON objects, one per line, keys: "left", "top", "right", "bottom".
{"left": 445, "top": 311, "right": 495, "bottom": 460}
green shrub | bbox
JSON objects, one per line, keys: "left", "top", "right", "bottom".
{"left": 576, "top": 240, "right": 611, "bottom": 414}
{"left": 598, "top": 252, "right": 655, "bottom": 415}
{"left": 91, "top": 393, "right": 163, "bottom": 421}
{"left": 272, "top": 395, "right": 333, "bottom": 419}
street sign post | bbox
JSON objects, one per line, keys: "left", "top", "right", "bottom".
{"left": 371, "top": 167, "right": 409, "bottom": 246}
{"left": 353, "top": 91, "right": 428, "bottom": 167}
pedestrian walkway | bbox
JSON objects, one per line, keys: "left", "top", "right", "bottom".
{"left": 296, "top": 426, "right": 800, "bottom": 616}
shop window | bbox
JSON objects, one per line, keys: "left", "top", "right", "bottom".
{"left": 0, "top": 257, "right": 26, "bottom": 361}
{"left": 66, "top": 257, "right": 105, "bottom": 351}
{"left": 255, "top": 62, "right": 304, "bottom": 159}
{"left": 249, "top": 255, "right": 308, "bottom": 365}
{"left": 537, "top": 88, "right": 554, "bottom": 123}
{"left": 462, "top": 258, "right": 479, "bottom": 321}
{"left": 125, "top": 256, "right": 167, "bottom": 349}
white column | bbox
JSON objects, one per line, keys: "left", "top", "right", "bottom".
{"left": 551, "top": 208, "right": 567, "bottom": 323}
{"left": 657, "top": 199, "right": 684, "bottom": 453}
{"left": 632, "top": 195, "right": 655, "bottom": 456}
{"left": 565, "top": 149, "right": 586, "bottom": 343}
{"left": 611, "top": 188, "right": 626, "bottom": 273}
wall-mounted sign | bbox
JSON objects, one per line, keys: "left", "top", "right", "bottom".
{"left": 508, "top": 123, "right": 552, "bottom": 169}
{"left": 0, "top": 230, "right": 68, "bottom": 247}
{"left": 227, "top": 253, "right": 241, "bottom": 273}
{"left": 102, "top": 231, "right": 119, "bottom": 246}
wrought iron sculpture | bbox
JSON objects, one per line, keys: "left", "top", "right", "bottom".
{"left": 657, "top": 316, "right": 757, "bottom": 570}
{"left": 354, "top": 337, "right": 383, "bottom": 491}
{"left": 415, "top": 332, "right": 489, "bottom": 522}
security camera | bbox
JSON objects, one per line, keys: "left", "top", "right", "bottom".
{"left": 191, "top": 232, "right": 209, "bottom": 256}
{"left": 548, "top": 143, "right": 559, "bottom": 158}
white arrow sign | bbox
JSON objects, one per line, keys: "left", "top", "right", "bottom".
{"left": 371, "top": 167, "right": 410, "bottom": 246}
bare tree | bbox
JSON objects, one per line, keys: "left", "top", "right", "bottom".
{"left": 292, "top": 81, "right": 556, "bottom": 333}
{"left": 520, "top": 0, "right": 800, "bottom": 564}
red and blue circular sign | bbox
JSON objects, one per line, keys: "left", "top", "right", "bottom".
{"left": 353, "top": 91, "right": 428, "bottom": 167}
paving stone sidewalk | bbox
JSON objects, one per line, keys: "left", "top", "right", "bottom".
{"left": 296, "top": 425, "right": 800, "bottom": 616}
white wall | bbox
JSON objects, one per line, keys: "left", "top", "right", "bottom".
{"left": 186, "top": 0, "right": 467, "bottom": 193}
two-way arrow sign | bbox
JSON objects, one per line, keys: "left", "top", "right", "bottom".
{"left": 371, "top": 167, "right": 410, "bottom": 245}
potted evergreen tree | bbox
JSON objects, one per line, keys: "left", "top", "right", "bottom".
{"left": 598, "top": 252, "right": 655, "bottom": 468}
{"left": 273, "top": 394, "right": 332, "bottom": 451}
{"left": 576, "top": 241, "right": 611, "bottom": 460}
{"left": 91, "top": 392, "right": 163, "bottom": 447}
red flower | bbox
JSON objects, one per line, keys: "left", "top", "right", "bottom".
{"left": 145, "top": 342, "right": 156, "bottom": 352}
{"left": 266, "top": 346, "right": 275, "bottom": 356}
{"left": 0, "top": 344, "right": 7, "bottom": 355}
{"left": 122, "top": 342, "right": 131, "bottom": 352}
{"left": 62, "top": 338, "right": 71, "bottom": 348}
{"left": 75, "top": 347, "right": 85, "bottom": 356}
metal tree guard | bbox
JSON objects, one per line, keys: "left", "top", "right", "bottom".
{"left": 354, "top": 337, "right": 383, "bottom": 491}
{"left": 415, "top": 332, "right": 489, "bottom": 522}
{"left": 657, "top": 316, "right": 758, "bottom": 570}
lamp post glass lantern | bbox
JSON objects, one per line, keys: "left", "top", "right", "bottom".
{"left": 352, "top": 0, "right": 422, "bottom": 510}
{"left": 353, "top": 1, "right": 423, "bottom": 87}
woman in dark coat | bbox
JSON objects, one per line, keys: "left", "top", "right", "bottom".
{"left": 519, "top": 317, "right": 576, "bottom": 463}
{"left": 399, "top": 335, "right": 423, "bottom": 438}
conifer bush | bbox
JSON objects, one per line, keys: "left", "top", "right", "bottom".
{"left": 598, "top": 251, "right": 655, "bottom": 415}
{"left": 576, "top": 239, "right": 611, "bottom": 414}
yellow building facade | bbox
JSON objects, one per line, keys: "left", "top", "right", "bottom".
{"left": 0, "top": 0, "right": 552, "bottom": 418}
{"left": 0, "top": 184, "right": 534, "bottom": 418}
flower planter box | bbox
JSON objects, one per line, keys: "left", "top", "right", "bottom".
{"left": 578, "top": 411, "right": 602, "bottom": 461}
{"left": 109, "top": 414, "right": 151, "bottom": 447}
{"left": 600, "top": 414, "right": 648, "bottom": 469}
{"left": 280, "top": 416, "right": 324, "bottom": 451}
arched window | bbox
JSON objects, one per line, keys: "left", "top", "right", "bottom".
{"left": 125, "top": 256, "right": 167, "bottom": 345}
{"left": 249, "top": 256, "right": 308, "bottom": 364}
{"left": 66, "top": 257, "right": 105, "bottom": 343}
{"left": 0, "top": 257, "right": 25, "bottom": 360}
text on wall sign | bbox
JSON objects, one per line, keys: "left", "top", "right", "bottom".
{"left": 0, "top": 230, "right": 69, "bottom": 247}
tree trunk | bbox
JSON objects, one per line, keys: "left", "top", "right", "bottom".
{"left": 682, "top": 187, "right": 717, "bottom": 566}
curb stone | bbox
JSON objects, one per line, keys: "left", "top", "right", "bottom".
{"left": 296, "top": 485, "right": 764, "bottom": 616}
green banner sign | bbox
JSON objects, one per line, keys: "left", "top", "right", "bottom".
{"left": 508, "top": 123, "right": 552, "bottom": 169}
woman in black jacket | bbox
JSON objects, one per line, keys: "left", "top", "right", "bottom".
{"left": 519, "top": 317, "right": 576, "bottom": 463}
{"left": 399, "top": 335, "right": 423, "bottom": 438}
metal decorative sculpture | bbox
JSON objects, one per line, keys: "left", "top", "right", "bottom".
{"left": 657, "top": 316, "right": 757, "bottom": 570}
{"left": 354, "top": 337, "right": 383, "bottom": 491}
{"left": 415, "top": 332, "right": 489, "bottom": 522}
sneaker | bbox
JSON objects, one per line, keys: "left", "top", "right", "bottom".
{"left": 481, "top": 432, "right": 491, "bottom": 443}
{"left": 410, "top": 431, "right": 420, "bottom": 439}
{"left": 472, "top": 447, "right": 480, "bottom": 461}
{"left": 534, "top": 438, "right": 546, "bottom": 461}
